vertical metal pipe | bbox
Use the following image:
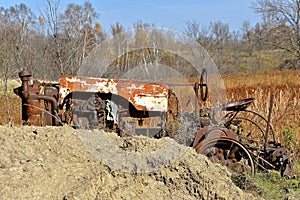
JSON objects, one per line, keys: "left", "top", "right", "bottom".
{"left": 19, "top": 70, "right": 32, "bottom": 98}
{"left": 264, "top": 93, "right": 274, "bottom": 152}
{"left": 194, "top": 83, "right": 199, "bottom": 119}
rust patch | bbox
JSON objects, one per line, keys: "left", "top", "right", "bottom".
{"left": 59, "top": 76, "right": 169, "bottom": 112}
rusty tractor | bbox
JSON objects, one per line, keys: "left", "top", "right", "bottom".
{"left": 14, "top": 69, "right": 295, "bottom": 177}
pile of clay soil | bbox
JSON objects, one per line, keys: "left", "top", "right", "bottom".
{"left": 0, "top": 125, "right": 261, "bottom": 200}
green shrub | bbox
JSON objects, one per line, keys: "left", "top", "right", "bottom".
{"left": 281, "top": 124, "right": 299, "bottom": 159}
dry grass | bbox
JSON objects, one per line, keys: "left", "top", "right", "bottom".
{"left": 223, "top": 69, "right": 300, "bottom": 89}
{"left": 0, "top": 96, "right": 22, "bottom": 125}
{"left": 223, "top": 69, "right": 300, "bottom": 140}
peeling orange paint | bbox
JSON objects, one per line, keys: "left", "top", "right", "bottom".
{"left": 59, "top": 75, "right": 169, "bottom": 112}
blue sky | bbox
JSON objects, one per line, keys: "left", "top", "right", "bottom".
{"left": 1, "top": 0, "right": 260, "bottom": 33}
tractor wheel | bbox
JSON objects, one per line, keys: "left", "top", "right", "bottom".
{"left": 197, "top": 137, "right": 255, "bottom": 174}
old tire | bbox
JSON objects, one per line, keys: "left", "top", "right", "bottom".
{"left": 198, "top": 137, "right": 255, "bottom": 174}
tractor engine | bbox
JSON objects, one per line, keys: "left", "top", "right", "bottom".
{"left": 14, "top": 70, "right": 60, "bottom": 126}
{"left": 14, "top": 70, "right": 178, "bottom": 137}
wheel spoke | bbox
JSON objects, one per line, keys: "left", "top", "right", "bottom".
{"left": 228, "top": 146, "right": 239, "bottom": 159}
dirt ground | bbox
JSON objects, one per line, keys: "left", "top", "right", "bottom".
{"left": 0, "top": 125, "right": 261, "bottom": 200}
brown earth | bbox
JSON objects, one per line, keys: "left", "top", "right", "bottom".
{"left": 0, "top": 125, "right": 261, "bottom": 200}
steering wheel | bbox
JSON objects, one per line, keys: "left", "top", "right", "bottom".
{"left": 200, "top": 68, "right": 208, "bottom": 101}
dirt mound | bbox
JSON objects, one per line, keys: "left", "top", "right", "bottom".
{"left": 0, "top": 125, "right": 260, "bottom": 199}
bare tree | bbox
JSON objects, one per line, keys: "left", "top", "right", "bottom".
{"left": 0, "top": 4, "right": 37, "bottom": 125}
{"left": 209, "top": 21, "right": 231, "bottom": 51}
{"left": 40, "top": 0, "right": 64, "bottom": 74}
{"left": 94, "top": 22, "right": 105, "bottom": 43}
{"left": 252, "top": 0, "right": 300, "bottom": 68}
{"left": 61, "top": 1, "right": 99, "bottom": 74}
{"left": 184, "top": 20, "right": 210, "bottom": 47}
{"left": 41, "top": 0, "right": 100, "bottom": 75}
{"left": 110, "top": 22, "right": 125, "bottom": 36}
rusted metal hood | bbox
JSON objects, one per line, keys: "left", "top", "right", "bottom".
{"left": 59, "top": 75, "right": 170, "bottom": 112}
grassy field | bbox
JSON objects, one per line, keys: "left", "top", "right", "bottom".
{"left": 223, "top": 70, "right": 300, "bottom": 141}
